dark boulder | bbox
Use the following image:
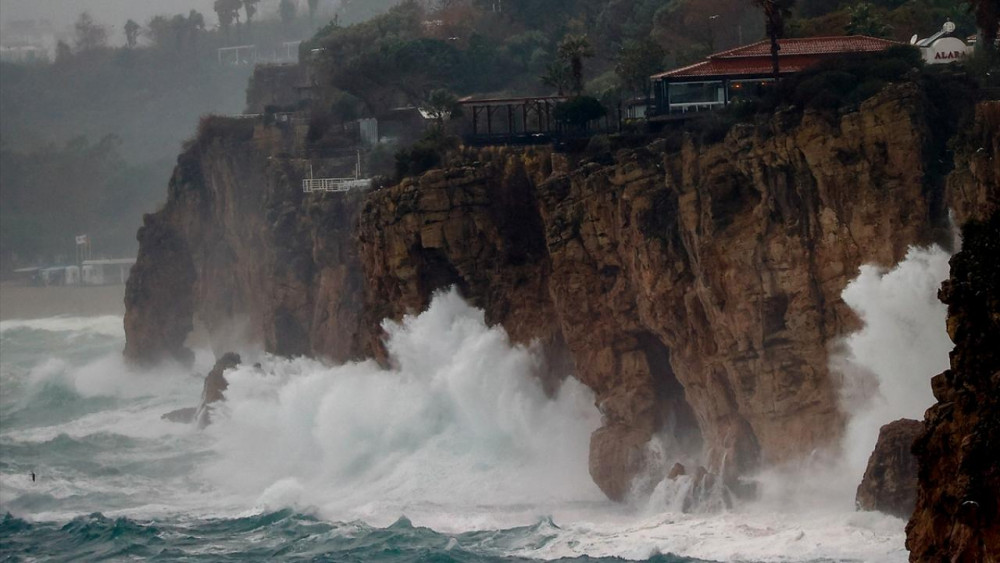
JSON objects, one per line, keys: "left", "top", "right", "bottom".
{"left": 856, "top": 418, "right": 923, "bottom": 518}
{"left": 196, "top": 352, "right": 241, "bottom": 428}
{"left": 161, "top": 407, "right": 197, "bottom": 424}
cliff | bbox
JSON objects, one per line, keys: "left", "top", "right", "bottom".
{"left": 903, "top": 102, "right": 998, "bottom": 563}
{"left": 359, "top": 84, "right": 953, "bottom": 499}
{"left": 124, "top": 84, "right": 990, "bottom": 504}
{"left": 905, "top": 212, "right": 999, "bottom": 557}
{"left": 124, "top": 116, "right": 368, "bottom": 364}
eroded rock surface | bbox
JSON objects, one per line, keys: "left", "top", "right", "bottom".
{"left": 856, "top": 418, "right": 923, "bottom": 518}
{"left": 123, "top": 118, "right": 367, "bottom": 364}
{"left": 123, "top": 85, "right": 994, "bottom": 503}
{"left": 358, "top": 85, "right": 953, "bottom": 499}
{"left": 906, "top": 211, "right": 1000, "bottom": 562}
{"left": 196, "top": 352, "right": 241, "bottom": 427}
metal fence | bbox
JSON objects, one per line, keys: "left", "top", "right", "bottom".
{"left": 302, "top": 178, "right": 373, "bottom": 193}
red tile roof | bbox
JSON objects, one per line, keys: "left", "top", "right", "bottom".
{"left": 652, "top": 35, "right": 902, "bottom": 80}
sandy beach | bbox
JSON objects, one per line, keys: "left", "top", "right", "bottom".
{"left": 0, "top": 283, "right": 126, "bottom": 320}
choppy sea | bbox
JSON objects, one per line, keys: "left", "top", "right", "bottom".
{"left": 2, "top": 277, "right": 944, "bottom": 562}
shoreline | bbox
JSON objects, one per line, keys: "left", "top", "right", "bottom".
{"left": 0, "top": 283, "right": 126, "bottom": 320}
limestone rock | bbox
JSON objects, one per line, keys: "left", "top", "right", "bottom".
{"left": 123, "top": 85, "right": 994, "bottom": 504}
{"left": 668, "top": 463, "right": 687, "bottom": 480}
{"left": 906, "top": 212, "right": 1000, "bottom": 562}
{"left": 123, "top": 213, "right": 196, "bottom": 367}
{"left": 856, "top": 418, "right": 922, "bottom": 518}
{"left": 196, "top": 352, "right": 241, "bottom": 428}
{"left": 589, "top": 425, "right": 654, "bottom": 501}
{"left": 122, "top": 119, "right": 367, "bottom": 364}
{"left": 359, "top": 84, "right": 950, "bottom": 499}
{"left": 161, "top": 407, "right": 197, "bottom": 424}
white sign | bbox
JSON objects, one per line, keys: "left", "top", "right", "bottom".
{"left": 75, "top": 234, "right": 88, "bottom": 245}
{"left": 922, "top": 37, "right": 972, "bottom": 65}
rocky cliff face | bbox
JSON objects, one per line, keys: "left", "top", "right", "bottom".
{"left": 905, "top": 211, "right": 999, "bottom": 561}
{"left": 124, "top": 117, "right": 368, "bottom": 365}
{"left": 124, "top": 84, "right": 990, "bottom": 505}
{"left": 357, "top": 84, "right": 955, "bottom": 499}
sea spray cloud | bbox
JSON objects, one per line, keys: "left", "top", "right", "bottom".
{"left": 0, "top": 296, "right": 916, "bottom": 561}
{"left": 835, "top": 246, "right": 952, "bottom": 482}
{"left": 752, "top": 245, "right": 952, "bottom": 513}
{"left": 202, "top": 288, "right": 604, "bottom": 525}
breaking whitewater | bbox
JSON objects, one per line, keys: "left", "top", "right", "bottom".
{"left": 0, "top": 246, "right": 952, "bottom": 562}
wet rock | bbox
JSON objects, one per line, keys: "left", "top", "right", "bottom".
{"left": 907, "top": 212, "right": 1000, "bottom": 562}
{"left": 123, "top": 214, "right": 196, "bottom": 367}
{"left": 588, "top": 424, "right": 652, "bottom": 502}
{"left": 668, "top": 463, "right": 687, "bottom": 480}
{"left": 855, "top": 418, "right": 922, "bottom": 518}
{"left": 684, "top": 466, "right": 731, "bottom": 512}
{"left": 124, "top": 81, "right": 994, "bottom": 504}
{"left": 196, "top": 352, "right": 241, "bottom": 428}
{"left": 161, "top": 407, "right": 198, "bottom": 424}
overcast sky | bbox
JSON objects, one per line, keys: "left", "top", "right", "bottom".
{"left": 0, "top": 0, "right": 300, "bottom": 39}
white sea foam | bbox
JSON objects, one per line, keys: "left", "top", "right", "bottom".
{"left": 0, "top": 275, "right": 950, "bottom": 561}
{"left": 834, "top": 245, "right": 951, "bottom": 492}
{"left": 200, "top": 289, "right": 606, "bottom": 526}
{"left": 0, "top": 315, "right": 125, "bottom": 337}
{"left": 492, "top": 509, "right": 909, "bottom": 562}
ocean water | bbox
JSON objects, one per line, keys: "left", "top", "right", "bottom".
{"left": 0, "top": 249, "right": 951, "bottom": 561}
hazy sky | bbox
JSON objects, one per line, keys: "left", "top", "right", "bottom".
{"left": 0, "top": 0, "right": 297, "bottom": 39}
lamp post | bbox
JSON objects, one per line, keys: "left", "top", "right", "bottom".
{"left": 708, "top": 14, "right": 720, "bottom": 53}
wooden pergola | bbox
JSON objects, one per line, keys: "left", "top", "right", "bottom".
{"left": 459, "top": 95, "right": 567, "bottom": 140}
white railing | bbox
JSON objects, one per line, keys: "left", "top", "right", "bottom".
{"left": 668, "top": 101, "right": 725, "bottom": 113}
{"left": 302, "top": 177, "right": 373, "bottom": 193}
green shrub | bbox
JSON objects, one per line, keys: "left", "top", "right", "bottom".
{"left": 793, "top": 71, "right": 857, "bottom": 109}
{"left": 554, "top": 96, "right": 607, "bottom": 129}
{"left": 395, "top": 141, "right": 441, "bottom": 180}
{"left": 393, "top": 130, "right": 459, "bottom": 180}
{"left": 845, "top": 79, "right": 887, "bottom": 107}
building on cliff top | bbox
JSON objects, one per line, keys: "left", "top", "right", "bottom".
{"left": 911, "top": 21, "right": 975, "bottom": 65}
{"left": 650, "top": 35, "right": 900, "bottom": 115}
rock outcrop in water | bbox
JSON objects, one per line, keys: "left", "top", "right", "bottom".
{"left": 124, "top": 118, "right": 368, "bottom": 365}
{"left": 124, "top": 83, "right": 995, "bottom": 505}
{"left": 905, "top": 210, "right": 1000, "bottom": 562}
{"left": 196, "top": 352, "right": 241, "bottom": 427}
{"left": 855, "top": 418, "right": 922, "bottom": 518}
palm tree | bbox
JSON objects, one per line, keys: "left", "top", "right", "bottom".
{"left": 749, "top": 0, "right": 795, "bottom": 82}
{"left": 558, "top": 34, "right": 595, "bottom": 95}
{"left": 188, "top": 10, "right": 205, "bottom": 50}
{"left": 423, "top": 89, "right": 461, "bottom": 131}
{"left": 214, "top": 0, "right": 242, "bottom": 40}
{"left": 280, "top": 0, "right": 297, "bottom": 27}
{"left": 968, "top": 0, "right": 998, "bottom": 51}
{"left": 845, "top": 3, "right": 891, "bottom": 38}
{"left": 243, "top": 0, "right": 260, "bottom": 30}
{"left": 124, "top": 19, "right": 140, "bottom": 48}
{"left": 541, "top": 61, "right": 572, "bottom": 95}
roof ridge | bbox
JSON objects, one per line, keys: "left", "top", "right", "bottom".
{"left": 651, "top": 59, "right": 712, "bottom": 80}
{"left": 710, "top": 39, "right": 769, "bottom": 58}
{"left": 710, "top": 34, "right": 903, "bottom": 59}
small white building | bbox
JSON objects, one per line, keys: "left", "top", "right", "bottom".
{"left": 914, "top": 22, "right": 974, "bottom": 65}
{"left": 40, "top": 265, "right": 79, "bottom": 286}
{"left": 82, "top": 258, "right": 136, "bottom": 285}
